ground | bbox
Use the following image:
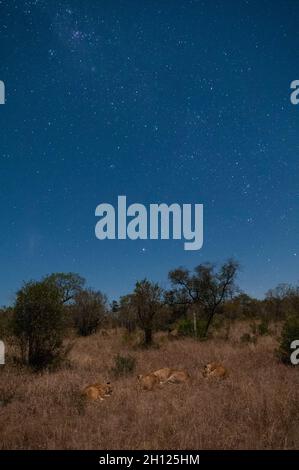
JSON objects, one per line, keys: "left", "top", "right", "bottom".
{"left": 0, "top": 323, "right": 299, "bottom": 450}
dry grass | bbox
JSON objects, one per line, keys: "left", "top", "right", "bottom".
{"left": 1, "top": 323, "right": 299, "bottom": 450}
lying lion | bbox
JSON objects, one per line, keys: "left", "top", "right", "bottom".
{"left": 137, "top": 373, "right": 159, "bottom": 391}
{"left": 81, "top": 382, "right": 112, "bottom": 401}
{"left": 202, "top": 363, "right": 228, "bottom": 379}
{"left": 137, "top": 368, "right": 190, "bottom": 390}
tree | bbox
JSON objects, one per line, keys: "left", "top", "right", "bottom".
{"left": 118, "top": 294, "right": 137, "bottom": 333}
{"left": 287, "top": 285, "right": 299, "bottom": 315}
{"left": 13, "top": 280, "right": 65, "bottom": 369}
{"left": 265, "top": 283, "right": 292, "bottom": 320}
{"left": 168, "top": 259, "right": 239, "bottom": 337}
{"left": 73, "top": 289, "right": 107, "bottom": 336}
{"left": 223, "top": 293, "right": 261, "bottom": 320}
{"left": 0, "top": 306, "right": 13, "bottom": 338}
{"left": 111, "top": 300, "right": 119, "bottom": 314}
{"left": 108, "top": 300, "right": 120, "bottom": 329}
{"left": 43, "top": 272, "right": 85, "bottom": 304}
{"left": 131, "top": 279, "right": 163, "bottom": 346}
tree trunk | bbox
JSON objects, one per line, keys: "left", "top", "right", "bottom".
{"left": 144, "top": 328, "right": 153, "bottom": 345}
{"left": 28, "top": 339, "right": 34, "bottom": 366}
{"left": 193, "top": 311, "right": 197, "bottom": 337}
{"left": 204, "top": 310, "right": 215, "bottom": 337}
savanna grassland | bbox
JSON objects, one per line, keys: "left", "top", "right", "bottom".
{"left": 1, "top": 322, "right": 299, "bottom": 450}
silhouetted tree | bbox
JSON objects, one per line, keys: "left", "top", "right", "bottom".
{"left": 266, "top": 283, "right": 289, "bottom": 317}
{"left": 0, "top": 306, "right": 13, "bottom": 338}
{"left": 118, "top": 294, "right": 137, "bottom": 333}
{"left": 73, "top": 289, "right": 107, "bottom": 336}
{"left": 44, "top": 272, "right": 85, "bottom": 304}
{"left": 168, "top": 259, "right": 239, "bottom": 336}
{"left": 132, "top": 279, "right": 163, "bottom": 346}
{"left": 223, "top": 293, "right": 261, "bottom": 320}
{"left": 13, "top": 280, "right": 65, "bottom": 369}
{"left": 265, "top": 283, "right": 296, "bottom": 320}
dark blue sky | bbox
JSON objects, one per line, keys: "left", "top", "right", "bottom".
{"left": 0, "top": 0, "right": 298, "bottom": 305}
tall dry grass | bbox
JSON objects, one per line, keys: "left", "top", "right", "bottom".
{"left": 1, "top": 322, "right": 299, "bottom": 449}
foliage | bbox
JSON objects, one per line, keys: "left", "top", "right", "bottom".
{"left": 13, "top": 280, "right": 66, "bottom": 370}
{"left": 265, "top": 283, "right": 299, "bottom": 320}
{"left": 0, "top": 307, "right": 13, "bottom": 338}
{"left": 118, "top": 294, "right": 137, "bottom": 333}
{"left": 223, "top": 294, "right": 261, "bottom": 320}
{"left": 132, "top": 279, "right": 163, "bottom": 346}
{"left": 168, "top": 259, "right": 239, "bottom": 336}
{"left": 176, "top": 317, "right": 193, "bottom": 336}
{"left": 73, "top": 289, "right": 107, "bottom": 336}
{"left": 258, "top": 319, "right": 270, "bottom": 336}
{"left": 176, "top": 316, "right": 207, "bottom": 338}
{"left": 43, "top": 272, "right": 85, "bottom": 304}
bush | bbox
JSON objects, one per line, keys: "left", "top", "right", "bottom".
{"left": 258, "top": 319, "right": 270, "bottom": 336}
{"left": 278, "top": 315, "right": 299, "bottom": 365}
{"left": 13, "top": 280, "right": 66, "bottom": 370}
{"left": 73, "top": 289, "right": 107, "bottom": 336}
{"left": 177, "top": 317, "right": 207, "bottom": 338}
{"left": 249, "top": 322, "right": 257, "bottom": 335}
{"left": 177, "top": 318, "right": 193, "bottom": 336}
{"left": 111, "top": 354, "right": 136, "bottom": 377}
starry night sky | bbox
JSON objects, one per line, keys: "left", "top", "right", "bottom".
{"left": 0, "top": 0, "right": 298, "bottom": 306}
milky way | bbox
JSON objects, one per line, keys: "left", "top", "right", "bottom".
{"left": 0, "top": 0, "right": 298, "bottom": 304}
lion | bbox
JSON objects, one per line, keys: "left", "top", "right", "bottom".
{"left": 152, "top": 368, "right": 173, "bottom": 383}
{"left": 81, "top": 382, "right": 112, "bottom": 401}
{"left": 166, "top": 369, "right": 190, "bottom": 384}
{"left": 137, "top": 373, "right": 160, "bottom": 391}
{"left": 202, "top": 363, "right": 228, "bottom": 379}
{"left": 138, "top": 368, "right": 190, "bottom": 390}
{"left": 168, "top": 328, "right": 179, "bottom": 340}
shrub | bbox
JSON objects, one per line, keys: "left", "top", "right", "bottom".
{"left": 13, "top": 280, "right": 66, "bottom": 370}
{"left": 278, "top": 315, "right": 299, "bottom": 365}
{"left": 177, "top": 318, "right": 193, "bottom": 337}
{"left": 73, "top": 289, "right": 107, "bottom": 336}
{"left": 258, "top": 319, "right": 270, "bottom": 336}
{"left": 177, "top": 317, "right": 207, "bottom": 338}
{"left": 249, "top": 322, "right": 257, "bottom": 335}
{"left": 111, "top": 353, "right": 136, "bottom": 377}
